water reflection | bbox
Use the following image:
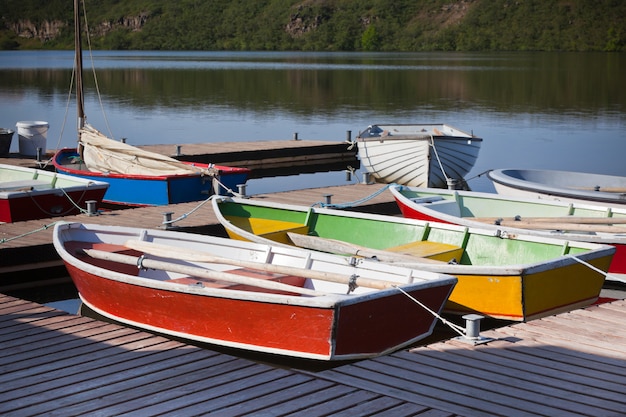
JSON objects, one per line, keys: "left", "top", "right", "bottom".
{"left": 1, "top": 51, "right": 623, "bottom": 115}
{"left": 0, "top": 51, "right": 624, "bottom": 192}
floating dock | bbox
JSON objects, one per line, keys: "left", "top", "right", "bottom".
{"left": 0, "top": 138, "right": 359, "bottom": 178}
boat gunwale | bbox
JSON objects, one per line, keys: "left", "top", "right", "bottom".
{"left": 389, "top": 184, "right": 626, "bottom": 245}
{"left": 52, "top": 148, "right": 250, "bottom": 181}
{"left": 53, "top": 222, "right": 457, "bottom": 308}
{"left": 212, "top": 196, "right": 616, "bottom": 276}
{"left": 0, "top": 162, "right": 110, "bottom": 192}
{"left": 488, "top": 168, "right": 626, "bottom": 205}
{"left": 355, "top": 123, "right": 482, "bottom": 141}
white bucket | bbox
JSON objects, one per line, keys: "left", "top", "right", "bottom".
{"left": 17, "top": 120, "right": 49, "bottom": 157}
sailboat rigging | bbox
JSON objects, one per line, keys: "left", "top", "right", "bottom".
{"left": 52, "top": 0, "right": 250, "bottom": 206}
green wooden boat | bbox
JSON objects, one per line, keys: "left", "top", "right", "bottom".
{"left": 212, "top": 196, "right": 615, "bottom": 321}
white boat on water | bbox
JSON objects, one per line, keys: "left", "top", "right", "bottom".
{"left": 355, "top": 124, "right": 482, "bottom": 188}
{"left": 488, "top": 168, "right": 626, "bottom": 208}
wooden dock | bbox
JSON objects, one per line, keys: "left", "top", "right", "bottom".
{"left": 0, "top": 138, "right": 359, "bottom": 178}
{"left": 1, "top": 294, "right": 624, "bottom": 416}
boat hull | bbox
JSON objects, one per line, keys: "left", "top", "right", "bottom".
{"left": 390, "top": 184, "right": 626, "bottom": 280}
{"left": 0, "top": 163, "right": 108, "bottom": 222}
{"left": 488, "top": 169, "right": 626, "bottom": 208}
{"left": 54, "top": 222, "right": 456, "bottom": 360}
{"left": 52, "top": 148, "right": 249, "bottom": 206}
{"left": 213, "top": 196, "right": 614, "bottom": 321}
{"left": 356, "top": 124, "right": 482, "bottom": 188}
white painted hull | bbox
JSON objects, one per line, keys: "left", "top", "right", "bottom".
{"left": 356, "top": 124, "right": 482, "bottom": 188}
{"left": 489, "top": 169, "right": 626, "bottom": 209}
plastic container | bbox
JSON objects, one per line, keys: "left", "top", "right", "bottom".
{"left": 17, "top": 121, "right": 49, "bottom": 157}
{"left": 0, "top": 128, "right": 14, "bottom": 156}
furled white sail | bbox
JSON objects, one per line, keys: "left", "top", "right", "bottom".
{"left": 79, "top": 124, "right": 215, "bottom": 177}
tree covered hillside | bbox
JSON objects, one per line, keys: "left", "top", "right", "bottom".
{"left": 1, "top": 0, "right": 624, "bottom": 51}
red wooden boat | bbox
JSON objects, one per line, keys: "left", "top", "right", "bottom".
{"left": 53, "top": 222, "right": 457, "bottom": 361}
{"left": 390, "top": 184, "right": 626, "bottom": 282}
{"left": 0, "top": 163, "right": 108, "bottom": 223}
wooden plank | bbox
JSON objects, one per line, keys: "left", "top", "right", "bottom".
{"left": 361, "top": 355, "right": 592, "bottom": 417}
{"left": 5, "top": 351, "right": 239, "bottom": 416}
{"left": 160, "top": 374, "right": 334, "bottom": 417}
{"left": 420, "top": 340, "right": 626, "bottom": 406}
{"left": 193, "top": 377, "right": 339, "bottom": 417}
{"left": 0, "top": 294, "right": 451, "bottom": 416}
{"left": 308, "top": 365, "right": 532, "bottom": 417}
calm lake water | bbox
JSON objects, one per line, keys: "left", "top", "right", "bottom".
{"left": 1, "top": 50, "right": 625, "bottom": 195}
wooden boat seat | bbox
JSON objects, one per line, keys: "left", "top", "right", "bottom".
{"left": 409, "top": 196, "right": 445, "bottom": 204}
{"left": 422, "top": 199, "right": 461, "bottom": 217}
{"left": 226, "top": 216, "right": 309, "bottom": 245}
{"left": 65, "top": 241, "right": 144, "bottom": 276}
{"left": 385, "top": 241, "right": 464, "bottom": 263}
{"left": 0, "top": 179, "right": 52, "bottom": 192}
{"left": 168, "top": 269, "right": 307, "bottom": 296}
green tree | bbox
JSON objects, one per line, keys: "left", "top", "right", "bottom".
{"left": 361, "top": 25, "right": 380, "bottom": 51}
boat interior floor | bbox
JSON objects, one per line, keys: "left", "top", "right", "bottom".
{"left": 65, "top": 240, "right": 308, "bottom": 296}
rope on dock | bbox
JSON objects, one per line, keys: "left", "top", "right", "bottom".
{"left": 160, "top": 196, "right": 214, "bottom": 227}
{"left": 312, "top": 184, "right": 393, "bottom": 209}
{"left": 395, "top": 286, "right": 466, "bottom": 337}
{"left": 0, "top": 222, "right": 58, "bottom": 244}
{"left": 160, "top": 176, "right": 245, "bottom": 228}
{"left": 566, "top": 254, "right": 626, "bottom": 283}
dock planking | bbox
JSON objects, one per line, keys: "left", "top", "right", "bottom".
{"left": 1, "top": 297, "right": 625, "bottom": 415}
{"left": 0, "top": 294, "right": 454, "bottom": 417}
{"left": 0, "top": 138, "right": 359, "bottom": 178}
{"left": 305, "top": 299, "right": 626, "bottom": 417}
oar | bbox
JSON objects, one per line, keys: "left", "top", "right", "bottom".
{"left": 286, "top": 233, "right": 443, "bottom": 264}
{"left": 82, "top": 249, "right": 326, "bottom": 297}
{"left": 473, "top": 216, "right": 626, "bottom": 225}
{"left": 125, "top": 239, "right": 403, "bottom": 290}
{"left": 570, "top": 186, "right": 626, "bottom": 193}
{"left": 472, "top": 219, "right": 626, "bottom": 234}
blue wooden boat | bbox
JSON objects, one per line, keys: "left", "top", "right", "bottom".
{"left": 53, "top": 146, "right": 249, "bottom": 206}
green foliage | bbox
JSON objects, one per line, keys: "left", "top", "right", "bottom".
{"left": 1, "top": 0, "right": 625, "bottom": 51}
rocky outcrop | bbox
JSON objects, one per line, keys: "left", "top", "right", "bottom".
{"left": 92, "top": 13, "right": 150, "bottom": 37}
{"left": 7, "top": 13, "right": 149, "bottom": 42}
{"left": 11, "top": 20, "right": 65, "bottom": 42}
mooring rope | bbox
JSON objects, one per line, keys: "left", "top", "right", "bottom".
{"left": 160, "top": 174, "right": 245, "bottom": 227}
{"left": 25, "top": 186, "right": 92, "bottom": 218}
{"left": 312, "top": 184, "right": 393, "bottom": 209}
{"left": 161, "top": 195, "right": 214, "bottom": 227}
{"left": 0, "top": 222, "right": 59, "bottom": 244}
{"left": 428, "top": 135, "right": 451, "bottom": 184}
{"left": 395, "top": 286, "right": 466, "bottom": 337}
{"left": 566, "top": 254, "right": 626, "bottom": 283}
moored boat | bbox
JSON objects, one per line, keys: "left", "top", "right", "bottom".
{"left": 488, "top": 168, "right": 626, "bottom": 208}
{"left": 212, "top": 196, "right": 615, "bottom": 321}
{"left": 355, "top": 123, "right": 482, "bottom": 188}
{"left": 53, "top": 144, "right": 249, "bottom": 206}
{"left": 0, "top": 163, "right": 108, "bottom": 223}
{"left": 53, "top": 222, "right": 457, "bottom": 361}
{"left": 390, "top": 184, "right": 626, "bottom": 282}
